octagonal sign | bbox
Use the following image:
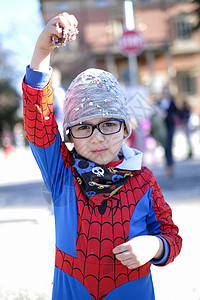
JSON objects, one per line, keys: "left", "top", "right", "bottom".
{"left": 118, "top": 29, "right": 144, "bottom": 55}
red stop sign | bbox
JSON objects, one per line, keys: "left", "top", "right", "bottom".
{"left": 118, "top": 30, "right": 144, "bottom": 55}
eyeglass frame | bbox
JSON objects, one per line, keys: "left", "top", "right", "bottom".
{"left": 68, "top": 119, "right": 124, "bottom": 139}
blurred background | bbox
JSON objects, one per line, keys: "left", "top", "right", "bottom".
{"left": 0, "top": 0, "right": 200, "bottom": 299}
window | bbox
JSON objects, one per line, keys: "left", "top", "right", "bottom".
{"left": 174, "top": 14, "right": 192, "bottom": 40}
{"left": 178, "top": 72, "right": 197, "bottom": 95}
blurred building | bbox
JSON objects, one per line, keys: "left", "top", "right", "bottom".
{"left": 39, "top": 0, "right": 200, "bottom": 114}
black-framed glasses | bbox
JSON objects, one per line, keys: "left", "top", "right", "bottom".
{"left": 68, "top": 119, "right": 124, "bottom": 139}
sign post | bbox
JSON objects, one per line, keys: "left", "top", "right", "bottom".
{"left": 119, "top": 0, "right": 144, "bottom": 87}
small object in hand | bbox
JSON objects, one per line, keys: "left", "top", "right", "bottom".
{"left": 51, "top": 23, "right": 79, "bottom": 47}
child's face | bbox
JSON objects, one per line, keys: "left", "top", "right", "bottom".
{"left": 70, "top": 117, "right": 128, "bottom": 165}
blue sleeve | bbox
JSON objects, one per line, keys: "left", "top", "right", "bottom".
{"left": 24, "top": 65, "right": 52, "bottom": 89}
{"left": 150, "top": 236, "right": 170, "bottom": 265}
{"left": 29, "top": 133, "right": 78, "bottom": 256}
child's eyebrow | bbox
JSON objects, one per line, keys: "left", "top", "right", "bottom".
{"left": 79, "top": 118, "right": 116, "bottom": 125}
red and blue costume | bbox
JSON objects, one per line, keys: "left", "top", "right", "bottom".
{"left": 22, "top": 68, "right": 182, "bottom": 300}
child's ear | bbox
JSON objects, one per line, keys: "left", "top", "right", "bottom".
{"left": 69, "top": 134, "right": 73, "bottom": 143}
{"left": 123, "top": 126, "right": 128, "bottom": 139}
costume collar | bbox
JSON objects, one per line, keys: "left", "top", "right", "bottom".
{"left": 117, "top": 144, "right": 143, "bottom": 171}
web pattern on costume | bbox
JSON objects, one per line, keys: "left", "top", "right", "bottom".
{"left": 151, "top": 179, "right": 182, "bottom": 262}
{"left": 55, "top": 167, "right": 182, "bottom": 300}
{"left": 22, "top": 81, "right": 58, "bottom": 147}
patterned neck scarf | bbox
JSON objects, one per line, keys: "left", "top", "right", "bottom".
{"left": 71, "top": 150, "right": 134, "bottom": 206}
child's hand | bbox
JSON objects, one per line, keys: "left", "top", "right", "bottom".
{"left": 30, "top": 12, "right": 78, "bottom": 71}
{"left": 112, "top": 235, "right": 164, "bottom": 269}
{"left": 36, "top": 12, "right": 78, "bottom": 51}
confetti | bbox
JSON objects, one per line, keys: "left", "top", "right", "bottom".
{"left": 51, "top": 23, "right": 79, "bottom": 47}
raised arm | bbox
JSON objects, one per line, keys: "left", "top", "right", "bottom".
{"left": 22, "top": 12, "right": 78, "bottom": 199}
{"left": 23, "top": 12, "right": 78, "bottom": 147}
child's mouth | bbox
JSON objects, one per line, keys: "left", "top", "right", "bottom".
{"left": 92, "top": 149, "right": 107, "bottom": 154}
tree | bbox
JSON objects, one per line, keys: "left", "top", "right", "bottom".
{"left": 0, "top": 80, "right": 20, "bottom": 147}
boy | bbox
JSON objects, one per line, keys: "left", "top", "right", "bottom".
{"left": 22, "top": 12, "right": 182, "bottom": 300}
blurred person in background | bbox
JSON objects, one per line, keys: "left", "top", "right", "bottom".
{"left": 150, "top": 103, "right": 167, "bottom": 151}
{"left": 180, "top": 100, "right": 193, "bottom": 158}
{"left": 13, "top": 122, "right": 25, "bottom": 149}
{"left": 157, "top": 85, "right": 181, "bottom": 177}
{"left": 1, "top": 123, "right": 15, "bottom": 157}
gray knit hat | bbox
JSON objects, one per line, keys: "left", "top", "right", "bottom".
{"left": 63, "top": 68, "right": 131, "bottom": 142}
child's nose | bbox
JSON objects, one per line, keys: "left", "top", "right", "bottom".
{"left": 90, "top": 128, "right": 104, "bottom": 143}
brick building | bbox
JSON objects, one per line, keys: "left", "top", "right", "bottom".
{"left": 40, "top": 0, "right": 200, "bottom": 113}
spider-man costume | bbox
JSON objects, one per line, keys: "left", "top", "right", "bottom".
{"left": 22, "top": 70, "right": 182, "bottom": 300}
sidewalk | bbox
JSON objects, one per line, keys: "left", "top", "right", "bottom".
{"left": 0, "top": 209, "right": 54, "bottom": 300}
{"left": 151, "top": 157, "right": 200, "bottom": 202}
{"left": 0, "top": 147, "right": 42, "bottom": 186}
{"left": 152, "top": 200, "right": 200, "bottom": 300}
